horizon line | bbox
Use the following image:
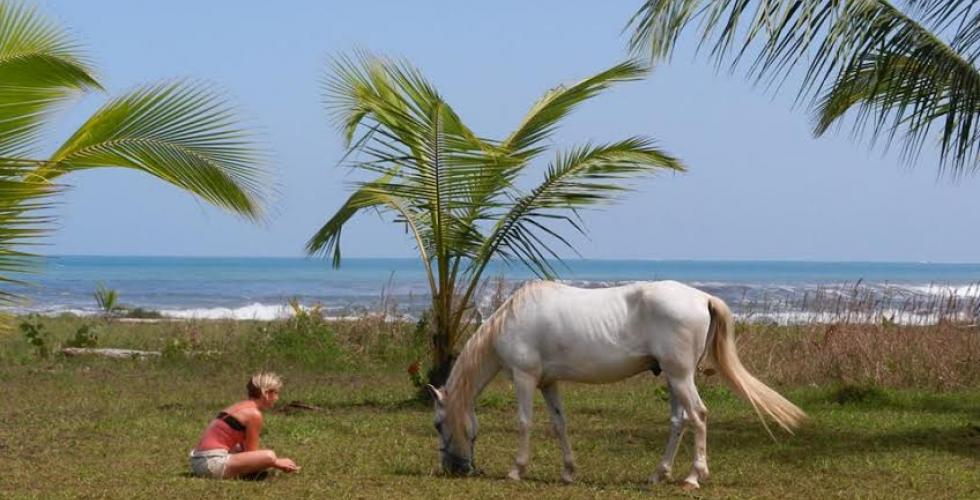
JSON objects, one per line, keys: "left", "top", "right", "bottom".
{"left": 45, "top": 254, "right": 980, "bottom": 266}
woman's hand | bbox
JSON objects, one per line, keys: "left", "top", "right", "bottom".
{"left": 274, "top": 457, "right": 300, "bottom": 473}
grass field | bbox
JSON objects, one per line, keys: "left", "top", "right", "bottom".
{"left": 1, "top": 316, "right": 978, "bottom": 498}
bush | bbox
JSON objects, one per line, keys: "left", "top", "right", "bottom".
{"left": 832, "top": 385, "right": 889, "bottom": 405}
{"left": 120, "top": 307, "right": 163, "bottom": 319}
{"left": 19, "top": 315, "right": 49, "bottom": 358}
{"left": 63, "top": 324, "right": 99, "bottom": 348}
{"left": 248, "top": 300, "right": 347, "bottom": 368}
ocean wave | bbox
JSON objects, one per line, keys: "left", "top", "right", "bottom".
{"left": 158, "top": 303, "right": 415, "bottom": 322}
{"left": 889, "top": 283, "right": 980, "bottom": 297}
{"left": 736, "top": 309, "right": 976, "bottom": 326}
{"left": 160, "top": 303, "right": 293, "bottom": 320}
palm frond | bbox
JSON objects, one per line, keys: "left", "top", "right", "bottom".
{"left": 0, "top": 159, "right": 60, "bottom": 312}
{"left": 626, "top": 0, "right": 980, "bottom": 175}
{"left": 306, "top": 174, "right": 413, "bottom": 264}
{"left": 0, "top": 0, "right": 100, "bottom": 157}
{"left": 487, "top": 137, "right": 684, "bottom": 277}
{"left": 305, "top": 175, "right": 440, "bottom": 297}
{"left": 46, "top": 81, "right": 269, "bottom": 219}
{"left": 816, "top": 49, "right": 980, "bottom": 175}
{"left": 502, "top": 60, "right": 651, "bottom": 162}
{"left": 321, "top": 53, "right": 506, "bottom": 267}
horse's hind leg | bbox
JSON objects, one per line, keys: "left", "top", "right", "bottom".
{"left": 508, "top": 369, "right": 537, "bottom": 481}
{"left": 673, "top": 376, "right": 709, "bottom": 490}
{"left": 541, "top": 383, "right": 577, "bottom": 483}
{"left": 651, "top": 380, "right": 687, "bottom": 484}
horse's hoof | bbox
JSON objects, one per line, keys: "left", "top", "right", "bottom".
{"left": 650, "top": 469, "right": 670, "bottom": 485}
{"left": 507, "top": 469, "right": 522, "bottom": 481}
{"left": 681, "top": 480, "right": 700, "bottom": 491}
{"left": 560, "top": 472, "right": 575, "bottom": 484}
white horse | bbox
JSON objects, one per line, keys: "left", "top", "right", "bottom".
{"left": 427, "top": 280, "right": 805, "bottom": 489}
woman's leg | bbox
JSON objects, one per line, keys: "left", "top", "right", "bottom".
{"left": 223, "top": 450, "right": 277, "bottom": 478}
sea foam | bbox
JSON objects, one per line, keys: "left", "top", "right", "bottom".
{"left": 160, "top": 303, "right": 292, "bottom": 320}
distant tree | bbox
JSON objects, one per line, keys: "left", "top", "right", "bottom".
{"left": 307, "top": 53, "right": 684, "bottom": 385}
{"left": 627, "top": 1, "right": 980, "bottom": 176}
{"left": 0, "top": 1, "right": 270, "bottom": 322}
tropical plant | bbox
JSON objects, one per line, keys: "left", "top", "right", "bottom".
{"left": 627, "top": 1, "right": 980, "bottom": 177}
{"left": 93, "top": 282, "right": 118, "bottom": 318}
{"left": 63, "top": 323, "right": 99, "bottom": 348}
{"left": 0, "top": 161, "right": 59, "bottom": 325}
{"left": 307, "top": 53, "right": 684, "bottom": 384}
{"left": 18, "top": 313, "right": 48, "bottom": 357}
{"left": 0, "top": 1, "right": 269, "bottom": 314}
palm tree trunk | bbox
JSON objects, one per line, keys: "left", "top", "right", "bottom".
{"left": 428, "top": 309, "right": 455, "bottom": 387}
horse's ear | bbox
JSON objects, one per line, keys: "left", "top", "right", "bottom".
{"left": 425, "top": 384, "right": 444, "bottom": 404}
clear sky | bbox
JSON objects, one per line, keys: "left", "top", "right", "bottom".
{"left": 39, "top": 1, "right": 980, "bottom": 262}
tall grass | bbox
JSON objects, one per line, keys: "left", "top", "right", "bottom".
{"left": 735, "top": 321, "right": 980, "bottom": 390}
{"left": 722, "top": 282, "right": 980, "bottom": 390}
{"left": 4, "top": 279, "right": 978, "bottom": 391}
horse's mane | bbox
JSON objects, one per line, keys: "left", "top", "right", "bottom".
{"left": 444, "top": 280, "right": 557, "bottom": 434}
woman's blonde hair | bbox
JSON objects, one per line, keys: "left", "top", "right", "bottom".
{"left": 246, "top": 372, "right": 283, "bottom": 399}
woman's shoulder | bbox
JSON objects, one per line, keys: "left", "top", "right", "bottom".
{"left": 226, "top": 401, "right": 262, "bottom": 423}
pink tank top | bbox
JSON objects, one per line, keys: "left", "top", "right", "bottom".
{"left": 195, "top": 412, "right": 246, "bottom": 451}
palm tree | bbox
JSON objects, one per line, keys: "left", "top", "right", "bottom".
{"left": 93, "top": 282, "right": 119, "bottom": 318}
{"left": 627, "top": 1, "right": 980, "bottom": 177}
{"left": 307, "top": 53, "right": 684, "bottom": 384}
{"left": 0, "top": 1, "right": 269, "bottom": 317}
{"left": 0, "top": 161, "right": 59, "bottom": 316}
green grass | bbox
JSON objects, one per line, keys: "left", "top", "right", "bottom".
{"left": 1, "top": 318, "right": 978, "bottom": 499}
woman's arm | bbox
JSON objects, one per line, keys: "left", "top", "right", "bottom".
{"left": 244, "top": 410, "right": 263, "bottom": 452}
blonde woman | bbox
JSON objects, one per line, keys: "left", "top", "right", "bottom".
{"left": 189, "top": 372, "right": 300, "bottom": 479}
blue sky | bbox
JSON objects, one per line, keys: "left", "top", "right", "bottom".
{"left": 40, "top": 1, "right": 980, "bottom": 262}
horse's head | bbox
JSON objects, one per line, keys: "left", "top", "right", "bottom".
{"left": 427, "top": 384, "right": 477, "bottom": 476}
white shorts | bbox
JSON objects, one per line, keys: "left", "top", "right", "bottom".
{"left": 189, "top": 449, "right": 229, "bottom": 479}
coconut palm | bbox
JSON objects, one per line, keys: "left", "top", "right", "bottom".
{"left": 627, "top": 1, "right": 980, "bottom": 176}
{"left": 0, "top": 161, "right": 59, "bottom": 312}
{"left": 0, "top": 1, "right": 269, "bottom": 315}
{"left": 93, "top": 282, "right": 119, "bottom": 318}
{"left": 307, "top": 53, "right": 684, "bottom": 384}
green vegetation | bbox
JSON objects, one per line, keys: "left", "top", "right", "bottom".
{"left": 94, "top": 283, "right": 119, "bottom": 318}
{"left": 627, "top": 1, "right": 980, "bottom": 175}
{"left": 17, "top": 314, "right": 49, "bottom": 358}
{"left": 308, "top": 54, "right": 683, "bottom": 384}
{"left": 0, "top": 0, "right": 270, "bottom": 317}
{"left": 0, "top": 316, "right": 977, "bottom": 498}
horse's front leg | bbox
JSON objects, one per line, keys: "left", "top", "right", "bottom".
{"left": 541, "top": 383, "right": 577, "bottom": 484}
{"left": 508, "top": 370, "right": 537, "bottom": 481}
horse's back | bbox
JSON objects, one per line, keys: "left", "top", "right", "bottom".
{"left": 494, "top": 281, "right": 713, "bottom": 383}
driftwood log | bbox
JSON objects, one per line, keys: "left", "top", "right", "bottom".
{"left": 60, "top": 348, "right": 161, "bottom": 359}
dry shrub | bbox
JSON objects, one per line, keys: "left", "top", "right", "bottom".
{"left": 735, "top": 321, "right": 980, "bottom": 390}
{"left": 328, "top": 315, "right": 415, "bottom": 358}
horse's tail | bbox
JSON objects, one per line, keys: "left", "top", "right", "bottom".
{"left": 707, "top": 296, "right": 806, "bottom": 436}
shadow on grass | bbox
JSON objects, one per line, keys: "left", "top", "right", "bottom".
{"left": 389, "top": 466, "right": 681, "bottom": 493}
{"left": 472, "top": 409, "right": 979, "bottom": 464}
{"left": 791, "top": 386, "right": 980, "bottom": 419}
{"left": 177, "top": 471, "right": 273, "bottom": 481}
{"left": 701, "top": 417, "right": 980, "bottom": 463}
{"left": 274, "top": 397, "right": 427, "bottom": 415}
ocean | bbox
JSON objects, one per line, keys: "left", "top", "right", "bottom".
{"left": 13, "top": 256, "right": 980, "bottom": 323}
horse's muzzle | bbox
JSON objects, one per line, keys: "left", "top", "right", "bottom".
{"left": 442, "top": 456, "right": 476, "bottom": 476}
